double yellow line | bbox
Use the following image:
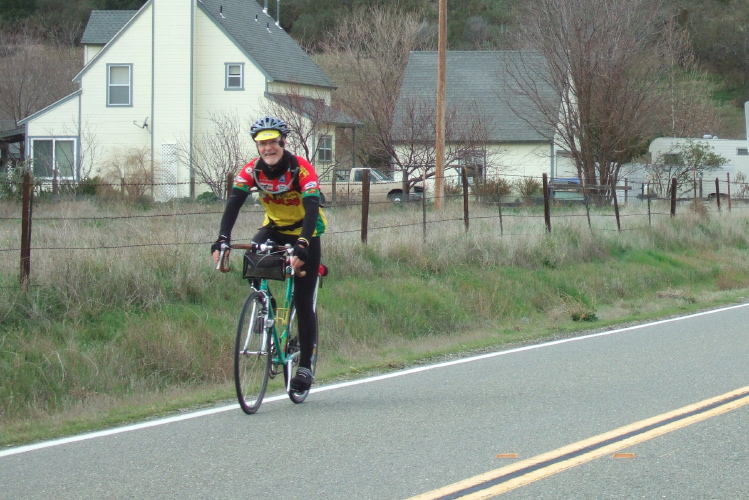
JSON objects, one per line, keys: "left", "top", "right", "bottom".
{"left": 409, "top": 386, "right": 749, "bottom": 499}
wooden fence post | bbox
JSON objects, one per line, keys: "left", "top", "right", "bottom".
{"left": 226, "top": 173, "right": 234, "bottom": 201}
{"left": 462, "top": 167, "right": 469, "bottom": 233}
{"left": 715, "top": 177, "right": 721, "bottom": 212}
{"left": 542, "top": 173, "right": 551, "bottom": 233}
{"left": 582, "top": 183, "right": 592, "bottom": 231}
{"left": 121, "top": 177, "right": 126, "bottom": 201}
{"left": 613, "top": 185, "right": 621, "bottom": 232}
{"left": 361, "top": 169, "right": 370, "bottom": 244}
{"left": 20, "top": 172, "right": 33, "bottom": 290}
{"left": 670, "top": 178, "right": 677, "bottom": 217}
{"left": 727, "top": 173, "right": 732, "bottom": 212}
{"left": 331, "top": 168, "right": 337, "bottom": 205}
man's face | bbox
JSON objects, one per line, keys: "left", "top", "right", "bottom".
{"left": 256, "top": 138, "right": 283, "bottom": 166}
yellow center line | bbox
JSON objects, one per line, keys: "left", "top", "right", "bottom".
{"left": 408, "top": 386, "right": 749, "bottom": 500}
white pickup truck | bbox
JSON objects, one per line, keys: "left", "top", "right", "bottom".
{"left": 319, "top": 167, "right": 423, "bottom": 204}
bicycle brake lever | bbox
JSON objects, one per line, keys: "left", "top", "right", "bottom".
{"left": 215, "top": 249, "right": 225, "bottom": 271}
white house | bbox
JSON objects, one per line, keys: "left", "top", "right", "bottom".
{"left": 391, "top": 51, "right": 574, "bottom": 192}
{"left": 18, "top": 0, "right": 357, "bottom": 199}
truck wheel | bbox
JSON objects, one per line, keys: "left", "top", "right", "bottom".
{"left": 388, "top": 192, "right": 404, "bottom": 203}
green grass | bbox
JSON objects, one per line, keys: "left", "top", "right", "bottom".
{"left": 3, "top": 197, "right": 749, "bottom": 447}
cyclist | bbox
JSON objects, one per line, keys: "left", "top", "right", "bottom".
{"left": 212, "top": 116, "right": 326, "bottom": 392}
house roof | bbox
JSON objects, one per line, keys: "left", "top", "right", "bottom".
{"left": 79, "top": 0, "right": 335, "bottom": 89}
{"left": 80, "top": 10, "right": 138, "bottom": 44}
{"left": 0, "top": 119, "right": 24, "bottom": 142}
{"left": 266, "top": 93, "right": 361, "bottom": 128}
{"left": 200, "top": 0, "right": 335, "bottom": 89}
{"left": 392, "top": 51, "right": 557, "bottom": 143}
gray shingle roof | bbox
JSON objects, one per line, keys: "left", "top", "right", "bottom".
{"left": 200, "top": 0, "right": 334, "bottom": 88}
{"left": 393, "top": 51, "right": 557, "bottom": 143}
{"left": 80, "top": 1, "right": 335, "bottom": 89}
{"left": 81, "top": 10, "right": 138, "bottom": 44}
{"left": 266, "top": 93, "right": 360, "bottom": 127}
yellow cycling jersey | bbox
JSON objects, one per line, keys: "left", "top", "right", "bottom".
{"left": 234, "top": 155, "right": 327, "bottom": 236}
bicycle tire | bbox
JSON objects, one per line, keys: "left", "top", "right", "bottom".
{"left": 284, "top": 307, "right": 317, "bottom": 404}
{"left": 234, "top": 292, "right": 272, "bottom": 414}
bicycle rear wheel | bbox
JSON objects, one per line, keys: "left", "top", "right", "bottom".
{"left": 284, "top": 307, "right": 318, "bottom": 404}
{"left": 234, "top": 292, "right": 272, "bottom": 414}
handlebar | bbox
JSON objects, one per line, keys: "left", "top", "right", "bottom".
{"left": 215, "top": 241, "right": 306, "bottom": 277}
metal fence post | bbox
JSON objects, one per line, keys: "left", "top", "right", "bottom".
{"left": 497, "top": 183, "right": 504, "bottom": 237}
{"left": 542, "top": 173, "right": 551, "bottom": 233}
{"left": 361, "top": 169, "right": 370, "bottom": 244}
{"left": 462, "top": 167, "right": 469, "bottom": 233}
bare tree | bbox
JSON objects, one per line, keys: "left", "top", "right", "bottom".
{"left": 317, "top": 5, "right": 433, "bottom": 172}
{"left": 258, "top": 87, "right": 342, "bottom": 180}
{"left": 509, "top": 0, "right": 679, "bottom": 202}
{"left": 0, "top": 20, "right": 80, "bottom": 123}
{"left": 103, "top": 146, "right": 153, "bottom": 201}
{"left": 391, "top": 97, "right": 501, "bottom": 189}
{"left": 175, "top": 112, "right": 250, "bottom": 200}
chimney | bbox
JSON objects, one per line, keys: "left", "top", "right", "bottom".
{"left": 276, "top": 0, "right": 281, "bottom": 27}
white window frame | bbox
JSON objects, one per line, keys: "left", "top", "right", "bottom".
{"left": 317, "top": 135, "right": 333, "bottom": 163}
{"left": 225, "top": 63, "right": 244, "bottom": 90}
{"left": 30, "top": 138, "right": 77, "bottom": 180}
{"left": 737, "top": 148, "right": 749, "bottom": 156}
{"left": 107, "top": 63, "right": 133, "bottom": 106}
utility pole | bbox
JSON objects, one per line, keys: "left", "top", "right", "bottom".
{"left": 434, "top": 0, "right": 446, "bottom": 210}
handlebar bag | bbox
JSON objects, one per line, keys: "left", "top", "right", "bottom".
{"left": 242, "top": 250, "right": 286, "bottom": 281}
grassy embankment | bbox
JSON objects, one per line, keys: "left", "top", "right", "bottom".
{"left": 2, "top": 197, "right": 749, "bottom": 447}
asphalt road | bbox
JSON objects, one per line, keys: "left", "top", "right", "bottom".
{"left": 2, "top": 303, "right": 749, "bottom": 499}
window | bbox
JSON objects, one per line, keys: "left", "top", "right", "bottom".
{"left": 738, "top": 148, "right": 749, "bottom": 156}
{"left": 662, "top": 153, "right": 680, "bottom": 165}
{"left": 225, "top": 63, "right": 244, "bottom": 90}
{"left": 457, "top": 149, "right": 486, "bottom": 182}
{"left": 317, "top": 135, "right": 332, "bottom": 162}
{"left": 32, "top": 139, "right": 75, "bottom": 179}
{"left": 107, "top": 64, "right": 132, "bottom": 106}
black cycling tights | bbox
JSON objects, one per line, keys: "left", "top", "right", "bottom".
{"left": 252, "top": 228, "right": 320, "bottom": 370}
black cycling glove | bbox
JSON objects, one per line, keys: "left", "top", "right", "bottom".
{"left": 211, "top": 235, "right": 230, "bottom": 255}
{"left": 292, "top": 239, "right": 309, "bottom": 263}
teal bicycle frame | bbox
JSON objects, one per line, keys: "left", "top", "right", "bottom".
{"left": 218, "top": 240, "right": 321, "bottom": 412}
{"left": 250, "top": 262, "right": 301, "bottom": 390}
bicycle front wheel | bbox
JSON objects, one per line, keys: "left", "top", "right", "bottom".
{"left": 234, "top": 292, "right": 272, "bottom": 414}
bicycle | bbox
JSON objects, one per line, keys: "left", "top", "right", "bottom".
{"left": 216, "top": 240, "right": 327, "bottom": 414}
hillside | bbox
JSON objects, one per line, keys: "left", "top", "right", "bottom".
{"left": 1, "top": 0, "right": 748, "bottom": 136}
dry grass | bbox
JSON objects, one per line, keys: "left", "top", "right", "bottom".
{"left": 3, "top": 195, "right": 749, "bottom": 443}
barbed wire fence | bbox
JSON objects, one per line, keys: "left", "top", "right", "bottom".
{"left": 1, "top": 169, "right": 745, "bottom": 289}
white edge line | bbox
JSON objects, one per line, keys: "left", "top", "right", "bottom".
{"left": 3, "top": 301, "right": 747, "bottom": 458}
